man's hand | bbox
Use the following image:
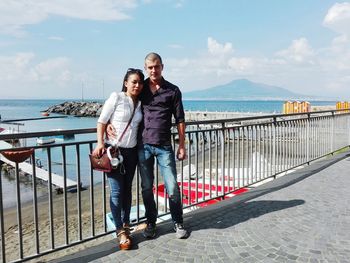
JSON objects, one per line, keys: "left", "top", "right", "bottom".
{"left": 106, "top": 123, "right": 117, "bottom": 140}
{"left": 176, "top": 146, "right": 187, "bottom": 161}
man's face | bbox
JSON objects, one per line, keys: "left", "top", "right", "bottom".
{"left": 145, "top": 58, "right": 163, "bottom": 82}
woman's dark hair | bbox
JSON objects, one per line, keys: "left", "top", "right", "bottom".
{"left": 122, "top": 68, "right": 144, "bottom": 91}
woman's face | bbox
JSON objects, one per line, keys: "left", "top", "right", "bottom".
{"left": 125, "top": 73, "right": 143, "bottom": 97}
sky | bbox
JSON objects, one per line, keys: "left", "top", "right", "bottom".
{"left": 1, "top": 0, "right": 350, "bottom": 100}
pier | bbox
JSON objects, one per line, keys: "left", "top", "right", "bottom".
{"left": 0, "top": 140, "right": 77, "bottom": 190}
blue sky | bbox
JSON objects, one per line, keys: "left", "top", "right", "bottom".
{"left": 1, "top": 0, "right": 350, "bottom": 100}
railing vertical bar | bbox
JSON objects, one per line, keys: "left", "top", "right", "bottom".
{"left": 195, "top": 132, "right": 199, "bottom": 203}
{"left": 248, "top": 126, "right": 252, "bottom": 184}
{"left": 215, "top": 130, "right": 219, "bottom": 197}
{"left": 295, "top": 120, "right": 300, "bottom": 165}
{"left": 208, "top": 130, "right": 212, "bottom": 199}
{"left": 62, "top": 146, "right": 69, "bottom": 245}
{"left": 289, "top": 122, "right": 293, "bottom": 169}
{"left": 275, "top": 123, "right": 279, "bottom": 174}
{"left": 304, "top": 119, "right": 308, "bottom": 163}
{"left": 269, "top": 123, "right": 273, "bottom": 178}
{"left": 293, "top": 121, "right": 297, "bottom": 167}
{"left": 237, "top": 128, "right": 241, "bottom": 188}
{"left": 156, "top": 160, "right": 161, "bottom": 213}
{"left": 231, "top": 129, "right": 236, "bottom": 190}
{"left": 318, "top": 118, "right": 322, "bottom": 157}
{"left": 279, "top": 123, "right": 283, "bottom": 173}
{"left": 31, "top": 151, "right": 40, "bottom": 254}
{"left": 322, "top": 117, "right": 325, "bottom": 156}
{"left": 253, "top": 126, "right": 257, "bottom": 183}
{"left": 281, "top": 122, "right": 285, "bottom": 172}
{"left": 88, "top": 143, "right": 95, "bottom": 237}
{"left": 15, "top": 162, "right": 24, "bottom": 259}
{"left": 102, "top": 172, "right": 107, "bottom": 233}
{"left": 307, "top": 118, "right": 310, "bottom": 162}
{"left": 310, "top": 118, "right": 314, "bottom": 160}
{"left": 75, "top": 145, "right": 82, "bottom": 241}
{"left": 220, "top": 129, "right": 226, "bottom": 195}
{"left": 256, "top": 125, "right": 262, "bottom": 181}
{"left": 221, "top": 128, "right": 225, "bottom": 196}
{"left": 201, "top": 131, "right": 206, "bottom": 202}
{"left": 300, "top": 119, "right": 303, "bottom": 165}
{"left": 47, "top": 147, "right": 55, "bottom": 249}
{"left": 0, "top": 161, "right": 6, "bottom": 263}
{"left": 136, "top": 166, "right": 141, "bottom": 222}
{"left": 262, "top": 125, "right": 266, "bottom": 180}
{"left": 272, "top": 121, "right": 276, "bottom": 177}
{"left": 242, "top": 127, "right": 246, "bottom": 186}
{"left": 284, "top": 122, "right": 288, "bottom": 171}
{"left": 227, "top": 129, "right": 231, "bottom": 193}
{"left": 187, "top": 133, "right": 192, "bottom": 206}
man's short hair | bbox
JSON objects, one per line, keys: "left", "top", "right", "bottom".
{"left": 145, "top": 52, "right": 163, "bottom": 64}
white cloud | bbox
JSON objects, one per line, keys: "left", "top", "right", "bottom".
{"left": 207, "top": 37, "right": 234, "bottom": 56}
{"left": 228, "top": 57, "right": 255, "bottom": 73}
{"left": 275, "top": 38, "right": 315, "bottom": 64}
{"left": 174, "top": 0, "right": 185, "bottom": 8}
{"left": 165, "top": 33, "right": 350, "bottom": 99}
{"left": 0, "top": 0, "right": 139, "bottom": 36}
{"left": 48, "top": 36, "right": 64, "bottom": 41}
{"left": 323, "top": 2, "right": 350, "bottom": 35}
{"left": 30, "top": 57, "right": 71, "bottom": 81}
{"left": 0, "top": 53, "right": 72, "bottom": 82}
{"left": 168, "top": 44, "right": 184, "bottom": 49}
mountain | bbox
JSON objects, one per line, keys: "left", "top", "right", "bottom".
{"left": 183, "top": 79, "right": 313, "bottom": 100}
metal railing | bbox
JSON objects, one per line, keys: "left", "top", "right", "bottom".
{"left": 0, "top": 110, "right": 350, "bottom": 262}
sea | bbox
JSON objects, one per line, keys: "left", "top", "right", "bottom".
{"left": 0, "top": 99, "right": 336, "bottom": 208}
{"left": 0, "top": 99, "right": 337, "bottom": 132}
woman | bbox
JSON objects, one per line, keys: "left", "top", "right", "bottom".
{"left": 92, "top": 68, "right": 144, "bottom": 250}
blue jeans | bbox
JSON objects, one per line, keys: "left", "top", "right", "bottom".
{"left": 107, "top": 146, "right": 137, "bottom": 230}
{"left": 138, "top": 144, "right": 183, "bottom": 224}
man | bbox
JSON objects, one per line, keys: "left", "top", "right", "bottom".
{"left": 138, "top": 52, "right": 188, "bottom": 239}
{"left": 107, "top": 52, "right": 188, "bottom": 239}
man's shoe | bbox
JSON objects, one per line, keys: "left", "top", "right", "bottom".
{"left": 174, "top": 223, "right": 188, "bottom": 239}
{"left": 143, "top": 222, "right": 156, "bottom": 238}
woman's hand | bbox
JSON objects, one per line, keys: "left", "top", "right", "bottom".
{"left": 92, "top": 143, "right": 105, "bottom": 157}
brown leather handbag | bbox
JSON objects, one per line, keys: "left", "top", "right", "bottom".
{"left": 89, "top": 149, "right": 113, "bottom": 172}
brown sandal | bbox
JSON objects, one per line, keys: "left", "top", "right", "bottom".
{"left": 117, "top": 230, "right": 132, "bottom": 250}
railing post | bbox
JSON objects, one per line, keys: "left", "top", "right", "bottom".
{"left": 272, "top": 117, "right": 277, "bottom": 178}
{"left": 331, "top": 112, "right": 335, "bottom": 153}
{"left": 0, "top": 164, "right": 6, "bottom": 263}
{"left": 306, "top": 114, "right": 310, "bottom": 164}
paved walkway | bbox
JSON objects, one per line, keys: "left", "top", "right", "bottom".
{"left": 51, "top": 152, "right": 350, "bottom": 263}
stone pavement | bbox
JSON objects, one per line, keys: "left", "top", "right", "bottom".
{"left": 50, "top": 152, "right": 350, "bottom": 263}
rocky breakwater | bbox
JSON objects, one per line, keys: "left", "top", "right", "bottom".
{"left": 45, "top": 101, "right": 103, "bottom": 117}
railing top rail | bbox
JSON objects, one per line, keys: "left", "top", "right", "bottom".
{"left": 1, "top": 109, "right": 349, "bottom": 141}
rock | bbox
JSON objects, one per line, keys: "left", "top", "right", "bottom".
{"left": 45, "top": 101, "right": 103, "bottom": 117}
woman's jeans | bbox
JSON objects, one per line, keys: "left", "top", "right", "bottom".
{"left": 138, "top": 144, "right": 183, "bottom": 225}
{"left": 107, "top": 146, "right": 137, "bottom": 230}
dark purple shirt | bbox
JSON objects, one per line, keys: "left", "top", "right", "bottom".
{"left": 139, "top": 77, "right": 185, "bottom": 146}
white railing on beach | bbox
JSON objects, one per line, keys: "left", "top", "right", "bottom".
{"left": 0, "top": 109, "right": 350, "bottom": 262}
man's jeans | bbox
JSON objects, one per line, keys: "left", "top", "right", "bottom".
{"left": 138, "top": 144, "right": 183, "bottom": 224}
{"left": 107, "top": 147, "right": 137, "bottom": 230}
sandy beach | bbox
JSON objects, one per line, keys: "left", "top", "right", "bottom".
{"left": 3, "top": 182, "right": 137, "bottom": 262}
